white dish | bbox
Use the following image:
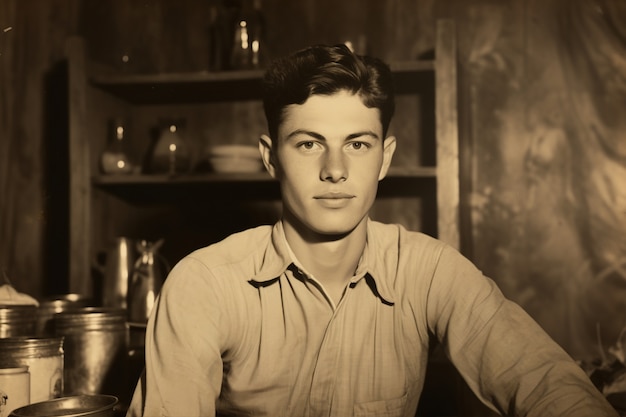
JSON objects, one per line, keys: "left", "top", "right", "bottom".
{"left": 208, "top": 145, "right": 260, "bottom": 160}
{"left": 210, "top": 157, "right": 264, "bottom": 173}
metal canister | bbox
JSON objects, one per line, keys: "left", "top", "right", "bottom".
{"left": 53, "top": 308, "right": 128, "bottom": 400}
{"left": 0, "top": 305, "right": 37, "bottom": 338}
{"left": 0, "top": 337, "right": 63, "bottom": 404}
{"left": 0, "top": 367, "right": 30, "bottom": 417}
{"left": 35, "top": 294, "right": 92, "bottom": 336}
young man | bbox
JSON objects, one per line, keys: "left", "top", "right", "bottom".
{"left": 127, "top": 45, "right": 617, "bottom": 416}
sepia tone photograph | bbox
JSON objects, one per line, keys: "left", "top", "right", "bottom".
{"left": 0, "top": 0, "right": 625, "bottom": 416}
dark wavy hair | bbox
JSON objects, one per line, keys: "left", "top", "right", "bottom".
{"left": 262, "top": 44, "right": 395, "bottom": 141}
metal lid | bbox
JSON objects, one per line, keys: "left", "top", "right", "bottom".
{"left": 53, "top": 307, "right": 127, "bottom": 331}
{"left": 0, "top": 336, "right": 64, "bottom": 358}
{"left": 0, "top": 304, "right": 38, "bottom": 323}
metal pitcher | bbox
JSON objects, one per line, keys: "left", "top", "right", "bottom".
{"left": 127, "top": 239, "right": 169, "bottom": 323}
{"left": 98, "top": 237, "right": 136, "bottom": 310}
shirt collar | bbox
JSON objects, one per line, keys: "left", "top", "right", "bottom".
{"left": 249, "top": 219, "right": 396, "bottom": 305}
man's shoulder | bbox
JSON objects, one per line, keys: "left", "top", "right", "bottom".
{"left": 368, "top": 220, "right": 447, "bottom": 252}
{"left": 187, "top": 224, "right": 274, "bottom": 265}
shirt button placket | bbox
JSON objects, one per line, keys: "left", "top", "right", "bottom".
{"left": 308, "top": 310, "right": 344, "bottom": 417}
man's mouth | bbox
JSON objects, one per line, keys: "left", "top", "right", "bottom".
{"left": 314, "top": 192, "right": 355, "bottom": 200}
{"left": 313, "top": 193, "right": 355, "bottom": 208}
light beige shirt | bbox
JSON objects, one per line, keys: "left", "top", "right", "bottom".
{"left": 127, "top": 219, "right": 617, "bottom": 417}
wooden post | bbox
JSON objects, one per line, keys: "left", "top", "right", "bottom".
{"left": 66, "top": 37, "right": 92, "bottom": 295}
{"left": 435, "top": 19, "right": 460, "bottom": 250}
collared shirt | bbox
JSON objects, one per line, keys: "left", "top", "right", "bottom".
{"left": 127, "top": 219, "right": 616, "bottom": 417}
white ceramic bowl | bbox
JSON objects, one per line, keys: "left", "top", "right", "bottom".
{"left": 206, "top": 145, "right": 263, "bottom": 173}
{"left": 207, "top": 145, "right": 260, "bottom": 160}
{"left": 209, "top": 157, "right": 264, "bottom": 173}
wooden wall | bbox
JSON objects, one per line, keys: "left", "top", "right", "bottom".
{"left": 0, "top": 0, "right": 80, "bottom": 295}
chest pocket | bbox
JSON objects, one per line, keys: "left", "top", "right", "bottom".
{"left": 353, "top": 392, "right": 408, "bottom": 417}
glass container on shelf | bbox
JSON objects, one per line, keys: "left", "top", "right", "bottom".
{"left": 149, "top": 118, "right": 192, "bottom": 175}
{"left": 207, "top": 1, "right": 233, "bottom": 71}
{"left": 230, "top": 0, "right": 267, "bottom": 69}
{"left": 100, "top": 118, "right": 134, "bottom": 175}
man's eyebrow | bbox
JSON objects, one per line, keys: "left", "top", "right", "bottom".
{"left": 285, "top": 129, "right": 325, "bottom": 141}
{"left": 346, "top": 131, "right": 380, "bottom": 140}
{"left": 286, "top": 129, "right": 380, "bottom": 141}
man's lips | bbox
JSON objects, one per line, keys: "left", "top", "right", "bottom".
{"left": 313, "top": 192, "right": 355, "bottom": 199}
{"left": 313, "top": 192, "right": 355, "bottom": 208}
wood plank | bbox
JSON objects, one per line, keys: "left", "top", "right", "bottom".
{"left": 66, "top": 37, "right": 92, "bottom": 295}
{"left": 435, "top": 19, "right": 460, "bottom": 250}
{"left": 89, "top": 60, "right": 436, "bottom": 105}
{"left": 89, "top": 166, "right": 438, "bottom": 205}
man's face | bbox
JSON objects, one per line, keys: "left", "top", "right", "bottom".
{"left": 260, "top": 90, "right": 396, "bottom": 237}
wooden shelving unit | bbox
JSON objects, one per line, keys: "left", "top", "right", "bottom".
{"left": 65, "top": 20, "right": 458, "bottom": 296}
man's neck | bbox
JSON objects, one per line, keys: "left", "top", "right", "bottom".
{"left": 282, "top": 217, "right": 368, "bottom": 302}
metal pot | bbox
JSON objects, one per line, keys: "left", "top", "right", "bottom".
{"left": 8, "top": 395, "right": 118, "bottom": 417}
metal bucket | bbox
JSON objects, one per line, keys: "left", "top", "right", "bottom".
{"left": 0, "top": 337, "right": 64, "bottom": 404}
{"left": 8, "top": 395, "right": 118, "bottom": 417}
{"left": 0, "top": 305, "right": 37, "bottom": 338}
{"left": 53, "top": 308, "right": 128, "bottom": 401}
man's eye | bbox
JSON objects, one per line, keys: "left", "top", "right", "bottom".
{"left": 348, "top": 142, "right": 369, "bottom": 150}
{"left": 299, "top": 141, "right": 317, "bottom": 150}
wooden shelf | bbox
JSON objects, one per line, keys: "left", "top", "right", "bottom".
{"left": 66, "top": 20, "right": 458, "bottom": 296}
{"left": 90, "top": 61, "right": 435, "bottom": 104}
{"left": 92, "top": 166, "right": 437, "bottom": 204}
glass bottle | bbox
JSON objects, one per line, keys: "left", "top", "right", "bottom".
{"left": 100, "top": 118, "right": 133, "bottom": 175}
{"left": 230, "top": 0, "right": 267, "bottom": 70}
{"left": 207, "top": 2, "right": 230, "bottom": 71}
{"left": 150, "top": 118, "right": 192, "bottom": 175}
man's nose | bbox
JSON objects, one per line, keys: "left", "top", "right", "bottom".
{"left": 320, "top": 149, "right": 348, "bottom": 182}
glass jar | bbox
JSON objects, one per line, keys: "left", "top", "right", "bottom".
{"left": 150, "top": 119, "right": 191, "bottom": 175}
{"left": 230, "top": 0, "right": 267, "bottom": 69}
{"left": 0, "top": 337, "right": 64, "bottom": 404}
{"left": 0, "top": 367, "right": 30, "bottom": 417}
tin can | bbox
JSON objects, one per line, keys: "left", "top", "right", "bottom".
{"left": 54, "top": 308, "right": 128, "bottom": 401}
{"left": 0, "top": 337, "right": 63, "bottom": 404}
{"left": 0, "top": 367, "right": 30, "bottom": 417}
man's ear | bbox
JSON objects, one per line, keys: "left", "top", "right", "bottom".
{"left": 259, "top": 134, "right": 278, "bottom": 178}
{"left": 378, "top": 136, "right": 397, "bottom": 181}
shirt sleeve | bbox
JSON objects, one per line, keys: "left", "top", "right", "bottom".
{"left": 425, "top": 245, "right": 618, "bottom": 417}
{"left": 126, "top": 257, "right": 228, "bottom": 417}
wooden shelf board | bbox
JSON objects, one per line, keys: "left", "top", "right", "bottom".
{"left": 90, "top": 61, "right": 435, "bottom": 104}
{"left": 92, "top": 166, "right": 437, "bottom": 204}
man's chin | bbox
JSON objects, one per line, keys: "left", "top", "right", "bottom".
{"left": 303, "top": 219, "right": 367, "bottom": 242}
